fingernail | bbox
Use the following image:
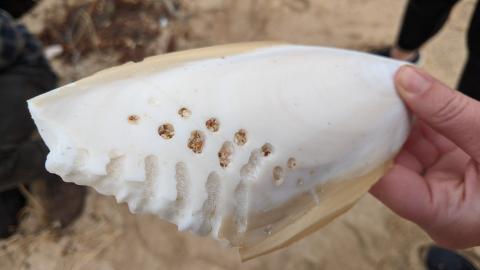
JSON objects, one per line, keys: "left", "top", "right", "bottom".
{"left": 396, "top": 66, "right": 433, "bottom": 96}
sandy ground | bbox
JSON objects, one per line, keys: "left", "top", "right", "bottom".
{"left": 1, "top": 0, "right": 479, "bottom": 269}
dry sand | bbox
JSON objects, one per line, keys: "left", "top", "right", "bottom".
{"left": 1, "top": 0, "right": 479, "bottom": 269}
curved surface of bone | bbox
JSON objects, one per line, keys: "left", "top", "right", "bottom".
{"left": 28, "top": 43, "right": 410, "bottom": 260}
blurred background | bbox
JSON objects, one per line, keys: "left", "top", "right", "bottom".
{"left": 0, "top": 0, "right": 478, "bottom": 269}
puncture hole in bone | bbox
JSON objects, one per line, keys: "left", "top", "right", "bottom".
{"left": 178, "top": 107, "right": 191, "bottom": 118}
{"left": 234, "top": 129, "right": 247, "bottom": 146}
{"left": 272, "top": 166, "right": 284, "bottom": 186}
{"left": 261, "top": 143, "right": 274, "bottom": 157}
{"left": 218, "top": 141, "right": 234, "bottom": 168}
{"left": 287, "top": 157, "right": 297, "bottom": 169}
{"left": 188, "top": 130, "right": 205, "bottom": 154}
{"left": 158, "top": 123, "right": 175, "bottom": 139}
{"left": 128, "top": 114, "right": 140, "bottom": 124}
{"left": 205, "top": 118, "right": 220, "bottom": 132}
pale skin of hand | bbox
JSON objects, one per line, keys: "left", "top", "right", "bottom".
{"left": 370, "top": 65, "right": 480, "bottom": 249}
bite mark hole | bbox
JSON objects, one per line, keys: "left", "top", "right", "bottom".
{"left": 261, "top": 143, "right": 274, "bottom": 157}
{"left": 206, "top": 118, "right": 220, "bottom": 132}
{"left": 234, "top": 129, "right": 247, "bottom": 146}
{"left": 188, "top": 130, "right": 205, "bottom": 154}
{"left": 287, "top": 157, "right": 297, "bottom": 169}
{"left": 218, "top": 141, "right": 234, "bottom": 168}
{"left": 178, "top": 107, "right": 191, "bottom": 118}
{"left": 128, "top": 114, "right": 140, "bottom": 124}
{"left": 158, "top": 123, "right": 175, "bottom": 139}
{"left": 273, "top": 166, "right": 284, "bottom": 186}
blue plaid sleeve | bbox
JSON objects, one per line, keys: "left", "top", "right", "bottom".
{"left": 0, "top": 9, "right": 47, "bottom": 71}
{"left": 0, "top": 9, "right": 25, "bottom": 70}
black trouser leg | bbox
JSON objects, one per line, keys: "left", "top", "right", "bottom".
{"left": 0, "top": 65, "right": 86, "bottom": 234}
{"left": 0, "top": 74, "right": 39, "bottom": 145}
{"left": 0, "top": 188, "right": 25, "bottom": 237}
{"left": 0, "top": 66, "right": 57, "bottom": 191}
{"left": 457, "top": 1, "right": 480, "bottom": 99}
{"left": 0, "top": 65, "right": 56, "bottom": 238}
{"left": 397, "top": 0, "right": 460, "bottom": 51}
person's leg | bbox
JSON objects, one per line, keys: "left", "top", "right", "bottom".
{"left": 389, "top": 0, "right": 460, "bottom": 61}
{"left": 0, "top": 65, "right": 87, "bottom": 237}
{"left": 0, "top": 188, "right": 25, "bottom": 237}
{"left": 0, "top": 66, "right": 56, "bottom": 237}
{"left": 0, "top": 66, "right": 57, "bottom": 191}
{"left": 0, "top": 10, "right": 86, "bottom": 236}
{"left": 457, "top": 1, "right": 480, "bottom": 100}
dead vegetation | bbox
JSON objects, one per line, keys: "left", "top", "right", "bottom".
{"left": 39, "top": 0, "right": 185, "bottom": 63}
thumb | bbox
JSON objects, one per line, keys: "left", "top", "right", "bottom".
{"left": 395, "top": 65, "right": 480, "bottom": 162}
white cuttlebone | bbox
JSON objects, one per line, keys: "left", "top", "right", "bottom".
{"left": 28, "top": 43, "right": 411, "bottom": 260}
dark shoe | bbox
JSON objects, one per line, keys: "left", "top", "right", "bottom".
{"left": 370, "top": 47, "right": 421, "bottom": 65}
{"left": 426, "top": 246, "right": 477, "bottom": 270}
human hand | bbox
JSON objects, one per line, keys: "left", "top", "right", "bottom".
{"left": 370, "top": 65, "right": 480, "bottom": 249}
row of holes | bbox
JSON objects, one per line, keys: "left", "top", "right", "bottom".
{"left": 128, "top": 107, "right": 247, "bottom": 148}
{"left": 128, "top": 107, "right": 297, "bottom": 183}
